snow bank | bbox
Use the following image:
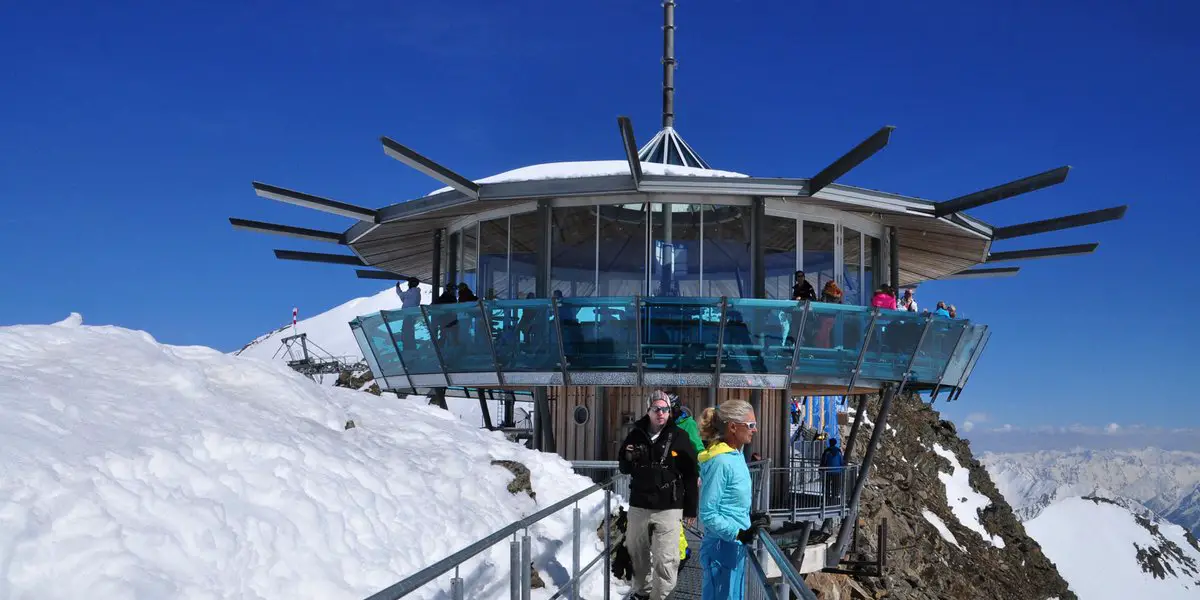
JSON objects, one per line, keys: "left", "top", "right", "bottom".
{"left": 921, "top": 509, "right": 962, "bottom": 551}
{"left": 1028, "top": 497, "right": 1200, "bottom": 600}
{"left": 0, "top": 318, "right": 615, "bottom": 599}
{"left": 427, "top": 160, "right": 749, "bottom": 196}
{"left": 932, "top": 443, "right": 1005, "bottom": 549}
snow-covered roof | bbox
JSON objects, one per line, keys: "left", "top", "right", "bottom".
{"left": 427, "top": 159, "right": 747, "bottom": 196}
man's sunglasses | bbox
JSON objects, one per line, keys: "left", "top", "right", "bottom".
{"left": 650, "top": 406, "right": 671, "bottom": 414}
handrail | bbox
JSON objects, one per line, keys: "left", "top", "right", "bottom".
{"left": 757, "top": 529, "right": 818, "bottom": 600}
{"left": 363, "top": 477, "right": 621, "bottom": 600}
{"left": 745, "top": 549, "right": 780, "bottom": 600}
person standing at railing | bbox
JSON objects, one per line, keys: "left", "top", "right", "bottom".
{"left": 397, "top": 277, "right": 422, "bottom": 351}
{"left": 618, "top": 393, "right": 700, "bottom": 600}
{"left": 697, "top": 400, "right": 771, "bottom": 600}
{"left": 820, "top": 438, "right": 845, "bottom": 505}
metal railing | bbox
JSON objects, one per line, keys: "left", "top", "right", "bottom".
{"left": 765, "top": 465, "right": 859, "bottom": 522}
{"left": 752, "top": 529, "right": 819, "bottom": 600}
{"left": 363, "top": 474, "right": 629, "bottom": 600}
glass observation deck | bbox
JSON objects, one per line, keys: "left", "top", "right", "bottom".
{"left": 349, "top": 297, "right": 990, "bottom": 394}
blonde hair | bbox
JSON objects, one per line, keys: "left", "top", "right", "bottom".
{"left": 698, "top": 399, "right": 753, "bottom": 444}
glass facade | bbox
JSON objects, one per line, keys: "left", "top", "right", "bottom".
{"left": 650, "top": 204, "right": 702, "bottom": 296}
{"left": 479, "top": 217, "right": 509, "bottom": 300}
{"left": 803, "top": 221, "right": 836, "bottom": 297}
{"left": 843, "top": 228, "right": 862, "bottom": 306}
{"left": 597, "top": 204, "right": 647, "bottom": 296}
{"left": 703, "top": 205, "right": 751, "bottom": 297}
{"left": 354, "top": 302, "right": 983, "bottom": 393}
{"left": 551, "top": 206, "right": 597, "bottom": 297}
{"left": 509, "top": 211, "right": 539, "bottom": 299}
{"left": 763, "top": 214, "right": 797, "bottom": 300}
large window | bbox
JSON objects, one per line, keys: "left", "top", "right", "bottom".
{"left": 479, "top": 217, "right": 509, "bottom": 300}
{"left": 803, "top": 221, "right": 836, "bottom": 298}
{"left": 650, "top": 204, "right": 702, "bottom": 296}
{"left": 843, "top": 227, "right": 862, "bottom": 306}
{"left": 509, "top": 211, "right": 539, "bottom": 299}
{"left": 460, "top": 223, "right": 478, "bottom": 295}
{"left": 597, "top": 204, "right": 646, "bottom": 295}
{"left": 763, "top": 214, "right": 797, "bottom": 300}
{"left": 551, "top": 206, "right": 597, "bottom": 297}
{"left": 703, "top": 205, "right": 751, "bottom": 297}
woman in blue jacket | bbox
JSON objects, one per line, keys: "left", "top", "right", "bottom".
{"left": 697, "top": 400, "right": 769, "bottom": 600}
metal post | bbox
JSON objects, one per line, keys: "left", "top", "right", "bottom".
{"left": 795, "top": 521, "right": 813, "bottom": 571}
{"left": 842, "top": 395, "right": 869, "bottom": 459}
{"left": 451, "top": 566, "right": 464, "bottom": 600}
{"left": 844, "top": 309, "right": 880, "bottom": 394}
{"left": 571, "top": 506, "right": 582, "bottom": 600}
{"left": 521, "top": 532, "right": 532, "bottom": 600}
{"left": 712, "top": 296, "right": 728, "bottom": 388}
{"left": 888, "top": 226, "right": 899, "bottom": 294}
{"left": 448, "top": 231, "right": 459, "bottom": 288}
{"left": 661, "top": 0, "right": 676, "bottom": 129}
{"left": 536, "top": 200, "right": 551, "bottom": 298}
{"left": 510, "top": 536, "right": 521, "bottom": 600}
{"left": 752, "top": 198, "right": 766, "bottom": 299}
{"left": 432, "top": 229, "right": 443, "bottom": 298}
{"left": 829, "top": 384, "right": 896, "bottom": 565}
{"left": 604, "top": 488, "right": 612, "bottom": 600}
{"left": 762, "top": 457, "right": 773, "bottom": 516}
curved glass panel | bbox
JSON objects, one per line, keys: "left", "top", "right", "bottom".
{"left": 358, "top": 313, "right": 407, "bottom": 389}
{"left": 703, "top": 205, "right": 751, "bottom": 297}
{"left": 485, "top": 299, "right": 563, "bottom": 385}
{"left": 597, "top": 205, "right": 646, "bottom": 295}
{"left": 940, "top": 324, "right": 987, "bottom": 388}
{"left": 909, "top": 317, "right": 969, "bottom": 383}
{"left": 350, "top": 318, "right": 386, "bottom": 384}
{"left": 551, "top": 205, "right": 597, "bottom": 297}
{"left": 763, "top": 214, "right": 798, "bottom": 300}
{"left": 857, "top": 310, "right": 927, "bottom": 381}
{"left": 381, "top": 307, "right": 441, "bottom": 377}
{"left": 793, "top": 303, "right": 874, "bottom": 384}
{"left": 721, "top": 298, "right": 803, "bottom": 375}
{"left": 422, "top": 302, "right": 498, "bottom": 384}
{"left": 640, "top": 297, "right": 721, "bottom": 385}
{"left": 479, "top": 216, "right": 509, "bottom": 300}
{"left": 650, "top": 204, "right": 702, "bottom": 297}
{"left": 557, "top": 297, "right": 639, "bottom": 383}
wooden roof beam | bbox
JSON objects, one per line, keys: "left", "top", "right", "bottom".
{"left": 618, "top": 116, "right": 644, "bottom": 188}
{"left": 381, "top": 136, "right": 480, "bottom": 199}
{"left": 991, "top": 205, "right": 1127, "bottom": 240}
{"left": 985, "top": 243, "right": 1098, "bottom": 263}
{"left": 940, "top": 266, "right": 1020, "bottom": 280}
{"left": 252, "top": 182, "right": 377, "bottom": 222}
{"left": 933, "top": 166, "right": 1070, "bottom": 218}
{"left": 273, "top": 249, "right": 365, "bottom": 266}
{"left": 228, "top": 217, "right": 344, "bottom": 244}
{"left": 808, "top": 126, "right": 895, "bottom": 195}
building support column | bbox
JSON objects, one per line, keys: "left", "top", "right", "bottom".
{"left": 751, "top": 197, "right": 766, "bottom": 299}
{"left": 447, "top": 231, "right": 459, "bottom": 288}
{"left": 829, "top": 385, "right": 896, "bottom": 566}
{"left": 843, "top": 394, "right": 870, "bottom": 459}
{"left": 431, "top": 229, "right": 443, "bottom": 298}
{"left": 532, "top": 200, "right": 556, "bottom": 452}
{"left": 888, "top": 226, "right": 900, "bottom": 293}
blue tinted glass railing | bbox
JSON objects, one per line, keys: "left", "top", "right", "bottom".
{"left": 953, "top": 330, "right": 991, "bottom": 398}
{"left": 358, "top": 312, "right": 408, "bottom": 388}
{"left": 381, "top": 307, "right": 441, "bottom": 375}
{"left": 640, "top": 297, "right": 722, "bottom": 373}
{"left": 557, "top": 297, "right": 638, "bottom": 372}
{"left": 422, "top": 302, "right": 498, "bottom": 374}
{"left": 941, "top": 325, "right": 987, "bottom": 388}
{"left": 721, "top": 298, "right": 803, "bottom": 375}
{"left": 485, "top": 299, "right": 562, "bottom": 383}
{"left": 793, "top": 303, "right": 874, "bottom": 383}
{"left": 909, "top": 317, "right": 968, "bottom": 383}
{"left": 857, "top": 309, "right": 927, "bottom": 381}
{"left": 349, "top": 318, "right": 386, "bottom": 384}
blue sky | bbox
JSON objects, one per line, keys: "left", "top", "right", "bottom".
{"left": 1, "top": 1, "right": 1196, "bottom": 436}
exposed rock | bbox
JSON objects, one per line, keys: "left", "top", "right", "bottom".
{"left": 491, "top": 460, "right": 536, "bottom": 500}
{"left": 530, "top": 564, "right": 545, "bottom": 588}
{"left": 834, "top": 392, "right": 1077, "bottom": 600}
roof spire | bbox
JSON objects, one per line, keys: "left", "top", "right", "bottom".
{"left": 661, "top": 0, "right": 676, "bottom": 129}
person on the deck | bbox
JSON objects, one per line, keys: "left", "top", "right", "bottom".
{"left": 934, "top": 301, "right": 951, "bottom": 317}
{"left": 791, "top": 270, "right": 816, "bottom": 302}
{"left": 898, "top": 289, "right": 919, "bottom": 312}
{"left": 697, "top": 400, "right": 770, "bottom": 600}
{"left": 619, "top": 393, "right": 700, "bottom": 600}
{"left": 820, "top": 438, "right": 845, "bottom": 504}
{"left": 871, "top": 284, "right": 897, "bottom": 310}
{"left": 397, "top": 277, "right": 422, "bottom": 349}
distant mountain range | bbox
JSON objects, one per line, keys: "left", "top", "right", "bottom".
{"left": 983, "top": 448, "right": 1200, "bottom": 539}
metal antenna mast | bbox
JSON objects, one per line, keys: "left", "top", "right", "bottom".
{"left": 661, "top": 0, "right": 677, "bottom": 129}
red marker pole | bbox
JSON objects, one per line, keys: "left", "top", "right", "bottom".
{"left": 292, "top": 307, "right": 298, "bottom": 334}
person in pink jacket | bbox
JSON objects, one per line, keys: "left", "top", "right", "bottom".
{"left": 871, "top": 284, "right": 898, "bottom": 310}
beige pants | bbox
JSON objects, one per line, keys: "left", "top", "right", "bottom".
{"left": 626, "top": 506, "right": 683, "bottom": 600}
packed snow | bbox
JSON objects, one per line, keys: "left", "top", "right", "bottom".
{"left": 931, "top": 443, "right": 1005, "bottom": 549}
{"left": 1028, "top": 497, "right": 1200, "bottom": 600}
{"left": 921, "top": 509, "right": 963, "bottom": 551}
{"left": 426, "top": 160, "right": 749, "bottom": 196}
{"left": 0, "top": 316, "right": 618, "bottom": 599}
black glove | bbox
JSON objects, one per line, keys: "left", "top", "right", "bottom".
{"left": 736, "top": 513, "right": 773, "bottom": 544}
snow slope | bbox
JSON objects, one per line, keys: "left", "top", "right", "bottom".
{"left": 0, "top": 315, "right": 616, "bottom": 599}
{"left": 235, "top": 285, "right": 431, "bottom": 364}
{"left": 426, "top": 160, "right": 749, "bottom": 195}
{"left": 1028, "top": 496, "right": 1200, "bottom": 599}
{"left": 931, "top": 443, "right": 1004, "bottom": 548}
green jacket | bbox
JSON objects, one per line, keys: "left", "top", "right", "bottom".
{"left": 676, "top": 412, "right": 704, "bottom": 453}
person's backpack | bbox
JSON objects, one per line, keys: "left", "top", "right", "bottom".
{"left": 822, "top": 447, "right": 844, "bottom": 471}
{"left": 630, "top": 431, "right": 680, "bottom": 502}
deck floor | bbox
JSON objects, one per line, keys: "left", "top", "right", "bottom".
{"left": 667, "top": 526, "right": 705, "bottom": 600}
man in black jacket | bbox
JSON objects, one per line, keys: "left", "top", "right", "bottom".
{"left": 618, "top": 393, "right": 699, "bottom": 600}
